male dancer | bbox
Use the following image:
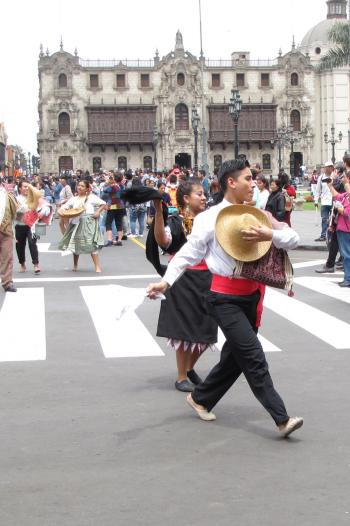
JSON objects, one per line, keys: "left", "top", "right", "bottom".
{"left": 148, "top": 159, "right": 303, "bottom": 438}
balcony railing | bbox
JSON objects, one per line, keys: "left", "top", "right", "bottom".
{"left": 80, "top": 59, "right": 155, "bottom": 68}
{"left": 208, "top": 129, "right": 276, "bottom": 142}
{"left": 205, "top": 59, "right": 279, "bottom": 68}
{"left": 87, "top": 132, "right": 154, "bottom": 144}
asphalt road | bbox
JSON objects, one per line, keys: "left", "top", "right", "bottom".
{"left": 1, "top": 221, "right": 350, "bottom": 526}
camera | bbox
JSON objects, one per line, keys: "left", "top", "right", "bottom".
{"left": 323, "top": 177, "right": 332, "bottom": 183}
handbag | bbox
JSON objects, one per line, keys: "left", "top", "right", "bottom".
{"left": 233, "top": 245, "right": 294, "bottom": 295}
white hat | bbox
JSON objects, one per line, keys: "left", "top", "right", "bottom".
{"left": 324, "top": 161, "right": 334, "bottom": 167}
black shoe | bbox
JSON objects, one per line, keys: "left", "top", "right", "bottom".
{"left": 115, "top": 241, "right": 122, "bottom": 246}
{"left": 121, "top": 235, "right": 127, "bottom": 241}
{"left": 314, "top": 237, "right": 326, "bottom": 242}
{"left": 315, "top": 266, "right": 334, "bottom": 273}
{"left": 175, "top": 379, "right": 194, "bottom": 392}
{"left": 338, "top": 281, "right": 350, "bottom": 288}
{"left": 187, "top": 369, "right": 203, "bottom": 385}
{"left": 4, "top": 285, "right": 17, "bottom": 292}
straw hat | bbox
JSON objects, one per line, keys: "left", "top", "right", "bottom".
{"left": 27, "top": 184, "right": 43, "bottom": 210}
{"left": 215, "top": 205, "right": 272, "bottom": 262}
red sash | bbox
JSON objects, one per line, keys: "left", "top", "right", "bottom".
{"left": 210, "top": 274, "right": 266, "bottom": 327}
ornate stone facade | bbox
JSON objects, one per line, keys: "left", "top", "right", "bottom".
{"left": 37, "top": 1, "right": 349, "bottom": 175}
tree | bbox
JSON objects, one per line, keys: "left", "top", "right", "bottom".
{"left": 318, "top": 22, "right": 350, "bottom": 71}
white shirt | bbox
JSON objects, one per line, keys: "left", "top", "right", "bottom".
{"left": 163, "top": 199, "right": 300, "bottom": 286}
{"left": 315, "top": 175, "right": 332, "bottom": 206}
{"left": 258, "top": 189, "right": 270, "bottom": 210}
{"left": 61, "top": 194, "right": 105, "bottom": 224}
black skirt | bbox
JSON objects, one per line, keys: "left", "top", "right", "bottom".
{"left": 157, "top": 269, "right": 218, "bottom": 344}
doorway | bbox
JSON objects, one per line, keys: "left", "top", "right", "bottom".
{"left": 175, "top": 153, "right": 191, "bottom": 169}
{"left": 58, "top": 156, "right": 73, "bottom": 173}
{"left": 290, "top": 152, "right": 303, "bottom": 179}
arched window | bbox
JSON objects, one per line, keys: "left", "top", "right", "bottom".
{"left": 92, "top": 157, "right": 102, "bottom": 173}
{"left": 118, "top": 156, "right": 127, "bottom": 170}
{"left": 143, "top": 156, "right": 152, "bottom": 170}
{"left": 58, "top": 73, "right": 67, "bottom": 88}
{"left": 58, "top": 112, "right": 70, "bottom": 135}
{"left": 291, "top": 73, "right": 299, "bottom": 86}
{"left": 290, "top": 110, "right": 301, "bottom": 132}
{"left": 177, "top": 73, "right": 185, "bottom": 86}
{"left": 214, "top": 155, "right": 222, "bottom": 169}
{"left": 262, "top": 154, "right": 271, "bottom": 170}
{"left": 175, "top": 103, "right": 189, "bottom": 130}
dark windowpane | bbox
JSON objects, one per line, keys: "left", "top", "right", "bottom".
{"left": 143, "top": 156, "right": 152, "bottom": 170}
{"left": 214, "top": 155, "right": 222, "bottom": 169}
{"left": 58, "top": 112, "right": 70, "bottom": 135}
{"left": 261, "top": 73, "right": 270, "bottom": 87}
{"left": 236, "top": 73, "right": 245, "bottom": 87}
{"left": 291, "top": 73, "right": 299, "bottom": 86}
{"left": 93, "top": 157, "right": 102, "bottom": 172}
{"left": 262, "top": 154, "right": 271, "bottom": 170}
{"left": 116, "top": 74, "right": 126, "bottom": 87}
{"left": 59, "top": 156, "right": 73, "bottom": 171}
{"left": 175, "top": 103, "right": 189, "bottom": 130}
{"left": 118, "top": 156, "right": 127, "bottom": 170}
{"left": 177, "top": 73, "right": 185, "bottom": 86}
{"left": 291, "top": 110, "right": 301, "bottom": 132}
{"left": 212, "top": 73, "right": 220, "bottom": 87}
{"left": 90, "top": 74, "right": 99, "bottom": 88}
{"left": 58, "top": 73, "right": 67, "bottom": 88}
{"left": 141, "top": 74, "right": 150, "bottom": 87}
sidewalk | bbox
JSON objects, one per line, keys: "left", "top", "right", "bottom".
{"left": 291, "top": 209, "right": 328, "bottom": 251}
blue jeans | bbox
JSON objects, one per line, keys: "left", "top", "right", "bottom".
{"left": 337, "top": 230, "right": 350, "bottom": 282}
{"left": 130, "top": 209, "right": 146, "bottom": 235}
{"left": 320, "top": 205, "right": 332, "bottom": 238}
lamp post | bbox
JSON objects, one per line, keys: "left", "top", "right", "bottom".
{"left": 27, "top": 152, "right": 31, "bottom": 178}
{"left": 152, "top": 126, "right": 158, "bottom": 172}
{"left": 324, "top": 125, "right": 343, "bottom": 164}
{"left": 191, "top": 105, "right": 200, "bottom": 174}
{"left": 228, "top": 88, "right": 242, "bottom": 159}
{"left": 270, "top": 124, "right": 293, "bottom": 172}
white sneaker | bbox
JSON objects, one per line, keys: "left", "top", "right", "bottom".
{"left": 278, "top": 416, "right": 303, "bottom": 437}
{"left": 128, "top": 234, "right": 136, "bottom": 238}
{"left": 186, "top": 394, "right": 216, "bottom": 422}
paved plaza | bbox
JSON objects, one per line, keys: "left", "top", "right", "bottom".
{"left": 0, "top": 217, "right": 350, "bottom": 526}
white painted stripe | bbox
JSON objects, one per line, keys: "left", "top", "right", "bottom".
{"left": 37, "top": 243, "right": 51, "bottom": 253}
{"left": 80, "top": 285, "right": 164, "bottom": 358}
{"left": 0, "top": 288, "right": 46, "bottom": 361}
{"left": 264, "top": 288, "right": 350, "bottom": 350}
{"left": 293, "top": 259, "right": 326, "bottom": 269}
{"left": 294, "top": 277, "right": 350, "bottom": 305}
{"left": 216, "top": 328, "right": 282, "bottom": 353}
{"left": 15, "top": 274, "right": 158, "bottom": 284}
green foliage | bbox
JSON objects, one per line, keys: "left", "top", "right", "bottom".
{"left": 318, "top": 22, "right": 350, "bottom": 71}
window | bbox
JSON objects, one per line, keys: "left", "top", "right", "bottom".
{"left": 214, "top": 155, "right": 222, "bottom": 169}
{"left": 291, "top": 73, "right": 299, "bottom": 86}
{"left": 92, "top": 157, "right": 102, "bottom": 173}
{"left": 118, "top": 156, "right": 127, "bottom": 170}
{"left": 143, "top": 156, "right": 152, "bottom": 170}
{"left": 315, "top": 47, "right": 321, "bottom": 55}
{"left": 236, "top": 73, "right": 245, "bottom": 87}
{"left": 212, "top": 73, "right": 221, "bottom": 87}
{"left": 261, "top": 73, "right": 270, "bottom": 87}
{"left": 291, "top": 110, "right": 301, "bottom": 132}
{"left": 262, "top": 154, "right": 271, "bottom": 170}
{"left": 116, "top": 74, "right": 126, "bottom": 88}
{"left": 58, "top": 73, "right": 67, "bottom": 88}
{"left": 90, "top": 74, "right": 99, "bottom": 88}
{"left": 140, "top": 74, "right": 150, "bottom": 88}
{"left": 177, "top": 73, "right": 185, "bottom": 86}
{"left": 336, "top": 4, "right": 342, "bottom": 14}
{"left": 175, "top": 103, "right": 189, "bottom": 130}
{"left": 58, "top": 112, "right": 70, "bottom": 135}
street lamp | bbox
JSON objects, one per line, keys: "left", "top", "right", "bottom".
{"left": 270, "top": 124, "right": 293, "bottom": 172}
{"left": 324, "top": 125, "right": 343, "bottom": 164}
{"left": 152, "top": 126, "right": 158, "bottom": 172}
{"left": 27, "top": 152, "right": 31, "bottom": 178}
{"left": 191, "top": 105, "right": 200, "bottom": 174}
{"left": 228, "top": 88, "right": 242, "bottom": 159}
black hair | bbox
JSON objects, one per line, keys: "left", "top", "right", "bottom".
{"left": 79, "top": 179, "right": 90, "bottom": 190}
{"left": 343, "top": 154, "right": 350, "bottom": 167}
{"left": 157, "top": 180, "right": 166, "bottom": 189}
{"left": 169, "top": 174, "right": 177, "bottom": 184}
{"left": 132, "top": 176, "right": 142, "bottom": 187}
{"left": 218, "top": 159, "right": 246, "bottom": 192}
{"left": 176, "top": 178, "right": 203, "bottom": 208}
{"left": 278, "top": 172, "right": 290, "bottom": 189}
{"left": 256, "top": 174, "right": 269, "bottom": 190}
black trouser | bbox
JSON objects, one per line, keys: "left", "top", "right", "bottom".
{"left": 326, "top": 231, "right": 339, "bottom": 268}
{"left": 193, "top": 291, "right": 289, "bottom": 425}
{"left": 105, "top": 209, "right": 124, "bottom": 231}
{"left": 15, "top": 225, "right": 39, "bottom": 265}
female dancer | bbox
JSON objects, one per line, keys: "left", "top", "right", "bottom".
{"left": 58, "top": 180, "right": 106, "bottom": 272}
{"left": 147, "top": 179, "right": 218, "bottom": 392}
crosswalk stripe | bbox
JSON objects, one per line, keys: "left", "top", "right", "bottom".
{"left": 294, "top": 277, "right": 350, "bottom": 305}
{"left": 264, "top": 288, "right": 350, "bottom": 350}
{"left": 80, "top": 285, "right": 165, "bottom": 358}
{"left": 0, "top": 288, "right": 46, "bottom": 361}
{"left": 216, "top": 328, "right": 282, "bottom": 353}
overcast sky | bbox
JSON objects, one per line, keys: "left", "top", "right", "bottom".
{"left": 1, "top": 0, "right": 328, "bottom": 153}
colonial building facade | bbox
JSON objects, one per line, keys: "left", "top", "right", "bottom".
{"left": 37, "top": 0, "right": 349, "bottom": 176}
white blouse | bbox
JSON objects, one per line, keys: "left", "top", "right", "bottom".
{"left": 61, "top": 194, "right": 105, "bottom": 224}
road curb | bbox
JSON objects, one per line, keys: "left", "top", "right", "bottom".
{"left": 295, "top": 244, "right": 328, "bottom": 251}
